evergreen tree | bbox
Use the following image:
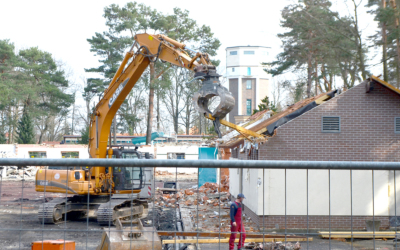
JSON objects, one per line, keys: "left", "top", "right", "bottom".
{"left": 252, "top": 96, "right": 277, "bottom": 115}
{"left": 0, "top": 132, "right": 6, "bottom": 144}
{"left": 268, "top": 0, "right": 367, "bottom": 96}
{"left": 368, "top": 0, "right": 400, "bottom": 87}
{"left": 16, "top": 107, "right": 35, "bottom": 144}
{"left": 78, "top": 126, "right": 89, "bottom": 144}
{"left": 86, "top": 2, "right": 221, "bottom": 141}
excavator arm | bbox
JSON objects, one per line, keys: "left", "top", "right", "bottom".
{"left": 89, "top": 33, "right": 237, "bottom": 190}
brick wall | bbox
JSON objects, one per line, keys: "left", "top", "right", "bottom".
{"left": 231, "top": 81, "right": 400, "bottom": 229}
{"left": 257, "top": 215, "right": 390, "bottom": 230}
{"left": 259, "top": 81, "right": 400, "bottom": 162}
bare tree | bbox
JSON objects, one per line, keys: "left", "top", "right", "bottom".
{"left": 162, "top": 68, "right": 188, "bottom": 134}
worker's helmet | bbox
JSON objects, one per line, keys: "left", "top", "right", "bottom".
{"left": 237, "top": 193, "right": 246, "bottom": 199}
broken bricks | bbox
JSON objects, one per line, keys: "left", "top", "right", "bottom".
{"left": 184, "top": 189, "right": 194, "bottom": 195}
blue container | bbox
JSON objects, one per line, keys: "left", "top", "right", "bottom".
{"left": 198, "top": 147, "right": 218, "bottom": 187}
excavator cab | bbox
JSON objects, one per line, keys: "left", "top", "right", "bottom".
{"left": 108, "top": 148, "right": 144, "bottom": 191}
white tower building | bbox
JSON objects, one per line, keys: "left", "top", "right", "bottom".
{"left": 226, "top": 46, "right": 272, "bottom": 124}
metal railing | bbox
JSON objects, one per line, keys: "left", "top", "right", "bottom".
{"left": 0, "top": 158, "right": 399, "bottom": 249}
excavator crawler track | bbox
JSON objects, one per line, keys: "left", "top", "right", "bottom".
{"left": 97, "top": 199, "right": 148, "bottom": 226}
{"left": 38, "top": 198, "right": 69, "bottom": 224}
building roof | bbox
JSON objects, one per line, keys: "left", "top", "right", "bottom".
{"left": 371, "top": 75, "right": 400, "bottom": 95}
{"left": 219, "top": 90, "right": 338, "bottom": 148}
{"left": 225, "top": 46, "right": 271, "bottom": 50}
{"left": 219, "top": 75, "right": 400, "bottom": 149}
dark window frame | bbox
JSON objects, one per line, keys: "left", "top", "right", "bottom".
{"left": 396, "top": 117, "right": 400, "bottom": 134}
{"left": 246, "top": 99, "right": 252, "bottom": 115}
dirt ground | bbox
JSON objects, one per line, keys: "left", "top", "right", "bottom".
{"left": 0, "top": 179, "right": 399, "bottom": 250}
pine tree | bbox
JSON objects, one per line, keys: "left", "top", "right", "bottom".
{"left": 78, "top": 126, "right": 89, "bottom": 144}
{"left": 252, "top": 96, "right": 277, "bottom": 115}
{"left": 0, "top": 132, "right": 6, "bottom": 144}
{"left": 16, "top": 107, "right": 35, "bottom": 144}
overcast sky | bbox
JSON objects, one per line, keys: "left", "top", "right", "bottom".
{"left": 0, "top": 0, "right": 381, "bottom": 110}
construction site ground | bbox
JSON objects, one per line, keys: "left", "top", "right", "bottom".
{"left": 0, "top": 178, "right": 399, "bottom": 250}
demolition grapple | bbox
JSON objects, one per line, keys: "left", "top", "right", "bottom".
{"left": 192, "top": 65, "right": 235, "bottom": 137}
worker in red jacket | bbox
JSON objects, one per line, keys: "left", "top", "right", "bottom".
{"left": 229, "top": 193, "right": 246, "bottom": 250}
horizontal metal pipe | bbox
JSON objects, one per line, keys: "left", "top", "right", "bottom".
{"left": 0, "top": 158, "right": 400, "bottom": 170}
{"left": 0, "top": 228, "right": 395, "bottom": 238}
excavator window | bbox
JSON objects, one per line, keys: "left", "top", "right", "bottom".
{"left": 120, "top": 152, "right": 139, "bottom": 159}
{"left": 111, "top": 150, "right": 143, "bottom": 191}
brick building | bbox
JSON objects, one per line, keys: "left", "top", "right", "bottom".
{"left": 224, "top": 76, "right": 400, "bottom": 230}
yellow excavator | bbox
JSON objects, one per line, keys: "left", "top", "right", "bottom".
{"left": 35, "top": 33, "right": 236, "bottom": 249}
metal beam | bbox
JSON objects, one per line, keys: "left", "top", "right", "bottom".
{"left": 205, "top": 114, "right": 265, "bottom": 139}
{"left": 1, "top": 158, "right": 400, "bottom": 170}
{"left": 162, "top": 238, "right": 313, "bottom": 244}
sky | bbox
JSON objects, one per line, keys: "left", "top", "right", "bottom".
{"left": 0, "top": 0, "right": 288, "bottom": 80}
{"left": 0, "top": 0, "right": 381, "bottom": 81}
{"left": 0, "top": 0, "right": 382, "bottom": 132}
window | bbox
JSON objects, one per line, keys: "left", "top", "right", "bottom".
{"left": 66, "top": 140, "right": 70, "bottom": 143}
{"left": 247, "top": 67, "right": 251, "bottom": 75}
{"left": 230, "top": 51, "right": 237, "bottom": 55}
{"left": 29, "top": 152, "right": 47, "bottom": 158}
{"left": 232, "top": 148, "right": 238, "bottom": 158}
{"left": 244, "top": 51, "right": 255, "bottom": 55}
{"left": 322, "top": 116, "right": 340, "bottom": 133}
{"left": 62, "top": 152, "right": 79, "bottom": 158}
{"left": 232, "top": 67, "right": 235, "bottom": 72}
{"left": 396, "top": 117, "right": 400, "bottom": 134}
{"left": 246, "top": 80, "right": 252, "bottom": 89}
{"left": 246, "top": 99, "right": 252, "bottom": 115}
{"left": 167, "top": 153, "right": 185, "bottom": 159}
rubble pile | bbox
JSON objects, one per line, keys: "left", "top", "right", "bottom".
{"left": 154, "top": 181, "right": 258, "bottom": 234}
{"left": 245, "top": 241, "right": 301, "bottom": 250}
{"left": 0, "top": 166, "right": 38, "bottom": 180}
{"left": 155, "top": 182, "right": 231, "bottom": 208}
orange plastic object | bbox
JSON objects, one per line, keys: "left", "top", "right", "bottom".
{"left": 32, "top": 240, "right": 75, "bottom": 250}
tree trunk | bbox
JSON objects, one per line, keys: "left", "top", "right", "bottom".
{"left": 156, "top": 87, "right": 160, "bottom": 131}
{"left": 314, "top": 60, "right": 318, "bottom": 96}
{"left": 38, "top": 123, "right": 48, "bottom": 144}
{"left": 352, "top": 0, "right": 367, "bottom": 80}
{"left": 382, "top": 0, "right": 389, "bottom": 82}
{"left": 307, "top": 53, "right": 312, "bottom": 98}
{"left": 8, "top": 106, "right": 12, "bottom": 144}
{"left": 71, "top": 93, "right": 76, "bottom": 135}
{"left": 186, "top": 104, "right": 190, "bottom": 135}
{"left": 146, "top": 62, "right": 155, "bottom": 145}
{"left": 390, "top": 0, "right": 400, "bottom": 87}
